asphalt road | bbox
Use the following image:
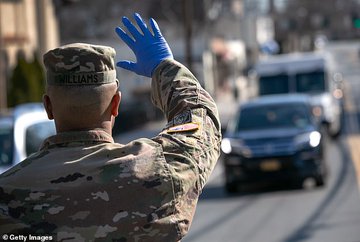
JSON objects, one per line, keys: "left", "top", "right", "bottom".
{"left": 183, "top": 136, "right": 360, "bottom": 242}
{"left": 115, "top": 41, "right": 360, "bottom": 242}
{"left": 183, "top": 41, "right": 360, "bottom": 242}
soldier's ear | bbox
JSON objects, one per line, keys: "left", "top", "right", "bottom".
{"left": 43, "top": 94, "right": 54, "bottom": 120}
{"left": 111, "top": 91, "right": 121, "bottom": 117}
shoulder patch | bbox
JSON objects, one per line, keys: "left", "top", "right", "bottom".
{"left": 167, "top": 122, "right": 199, "bottom": 133}
{"left": 173, "top": 110, "right": 192, "bottom": 126}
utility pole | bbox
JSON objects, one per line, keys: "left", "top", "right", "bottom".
{"left": 182, "top": 0, "right": 193, "bottom": 71}
{"left": 269, "top": 0, "right": 275, "bottom": 16}
{"left": 0, "top": 1, "right": 7, "bottom": 109}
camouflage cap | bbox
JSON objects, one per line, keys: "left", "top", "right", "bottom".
{"left": 43, "top": 43, "right": 118, "bottom": 86}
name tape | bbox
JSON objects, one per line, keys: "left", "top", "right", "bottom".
{"left": 47, "top": 70, "right": 117, "bottom": 86}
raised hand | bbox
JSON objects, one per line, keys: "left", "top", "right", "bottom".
{"left": 115, "top": 13, "right": 173, "bottom": 77}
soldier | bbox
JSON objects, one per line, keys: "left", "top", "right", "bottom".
{"left": 0, "top": 13, "right": 221, "bottom": 241}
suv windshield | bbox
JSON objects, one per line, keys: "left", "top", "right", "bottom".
{"left": 236, "top": 103, "right": 311, "bottom": 131}
{"left": 295, "top": 71, "right": 326, "bottom": 93}
{"left": 259, "top": 74, "right": 290, "bottom": 95}
{"left": 0, "top": 126, "right": 14, "bottom": 166}
{"left": 26, "top": 121, "right": 55, "bottom": 156}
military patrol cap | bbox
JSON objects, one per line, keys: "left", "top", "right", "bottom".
{"left": 43, "top": 43, "right": 118, "bottom": 86}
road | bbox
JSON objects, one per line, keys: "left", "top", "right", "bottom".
{"left": 183, "top": 137, "right": 360, "bottom": 242}
{"left": 115, "top": 41, "right": 360, "bottom": 242}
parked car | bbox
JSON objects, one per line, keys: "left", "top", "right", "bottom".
{"left": 0, "top": 113, "right": 14, "bottom": 173}
{"left": 221, "top": 94, "right": 326, "bottom": 193}
{"left": 0, "top": 103, "right": 56, "bottom": 174}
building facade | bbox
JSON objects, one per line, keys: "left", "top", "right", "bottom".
{"left": 0, "top": 0, "right": 59, "bottom": 109}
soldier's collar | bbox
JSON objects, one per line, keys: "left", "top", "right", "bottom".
{"left": 41, "top": 129, "right": 114, "bottom": 149}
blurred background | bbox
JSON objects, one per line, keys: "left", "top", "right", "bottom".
{"left": 1, "top": 0, "right": 360, "bottom": 241}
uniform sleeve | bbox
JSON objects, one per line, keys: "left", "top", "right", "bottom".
{"left": 151, "top": 59, "right": 221, "bottom": 191}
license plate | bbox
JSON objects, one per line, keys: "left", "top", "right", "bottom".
{"left": 260, "top": 159, "right": 281, "bottom": 171}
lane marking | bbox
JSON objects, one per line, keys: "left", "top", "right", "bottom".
{"left": 347, "top": 135, "right": 360, "bottom": 192}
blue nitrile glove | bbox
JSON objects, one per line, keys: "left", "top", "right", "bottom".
{"left": 115, "top": 13, "right": 173, "bottom": 77}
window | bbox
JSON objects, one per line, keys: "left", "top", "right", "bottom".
{"left": 0, "top": 126, "right": 14, "bottom": 166}
{"left": 259, "top": 74, "right": 290, "bottom": 95}
{"left": 295, "top": 71, "right": 326, "bottom": 93}
{"left": 236, "top": 104, "right": 311, "bottom": 131}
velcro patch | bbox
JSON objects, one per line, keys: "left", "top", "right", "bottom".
{"left": 167, "top": 122, "right": 199, "bottom": 133}
{"left": 173, "top": 110, "right": 192, "bottom": 125}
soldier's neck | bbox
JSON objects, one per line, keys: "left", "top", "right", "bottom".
{"left": 55, "top": 121, "right": 113, "bottom": 136}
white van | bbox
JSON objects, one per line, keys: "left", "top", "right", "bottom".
{"left": 252, "top": 52, "right": 342, "bottom": 137}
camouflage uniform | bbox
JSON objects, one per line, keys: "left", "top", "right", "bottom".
{"left": 0, "top": 44, "right": 221, "bottom": 241}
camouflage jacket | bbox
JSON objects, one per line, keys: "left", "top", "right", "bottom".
{"left": 0, "top": 60, "right": 221, "bottom": 241}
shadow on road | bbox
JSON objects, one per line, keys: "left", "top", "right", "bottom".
{"left": 199, "top": 182, "right": 310, "bottom": 201}
{"left": 281, "top": 138, "right": 351, "bottom": 242}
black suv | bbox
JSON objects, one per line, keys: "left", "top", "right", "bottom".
{"left": 221, "top": 94, "right": 326, "bottom": 193}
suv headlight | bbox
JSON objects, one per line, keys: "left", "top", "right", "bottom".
{"left": 295, "top": 131, "right": 321, "bottom": 149}
{"left": 221, "top": 138, "right": 233, "bottom": 154}
{"left": 221, "top": 138, "right": 252, "bottom": 157}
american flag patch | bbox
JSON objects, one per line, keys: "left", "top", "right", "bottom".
{"left": 167, "top": 122, "right": 200, "bottom": 133}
